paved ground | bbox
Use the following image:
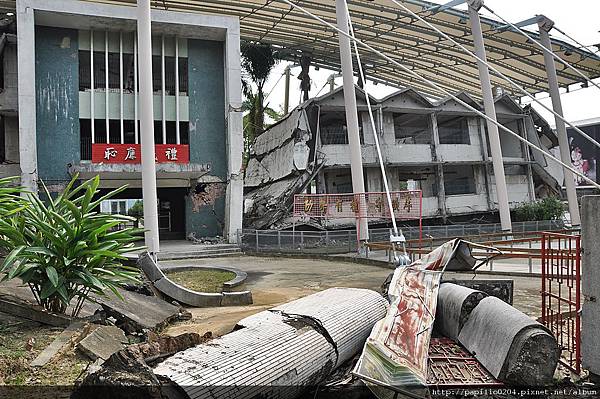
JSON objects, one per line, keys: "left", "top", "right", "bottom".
{"left": 162, "top": 255, "right": 543, "bottom": 337}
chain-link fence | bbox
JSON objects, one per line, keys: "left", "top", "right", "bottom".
{"left": 238, "top": 220, "right": 565, "bottom": 255}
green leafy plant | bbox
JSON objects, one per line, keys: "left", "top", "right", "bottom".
{"left": 512, "top": 197, "right": 565, "bottom": 222}
{"left": 0, "top": 175, "right": 144, "bottom": 317}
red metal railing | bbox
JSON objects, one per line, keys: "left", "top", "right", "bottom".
{"left": 541, "top": 232, "right": 581, "bottom": 374}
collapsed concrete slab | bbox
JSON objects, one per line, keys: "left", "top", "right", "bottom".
{"left": 457, "top": 296, "right": 559, "bottom": 386}
{"left": 96, "top": 288, "right": 182, "bottom": 333}
{"left": 154, "top": 288, "right": 388, "bottom": 399}
{"left": 435, "top": 283, "right": 487, "bottom": 340}
{"left": 77, "top": 326, "right": 129, "bottom": 361}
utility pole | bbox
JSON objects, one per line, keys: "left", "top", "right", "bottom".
{"left": 538, "top": 16, "right": 581, "bottom": 227}
{"left": 335, "top": 0, "right": 369, "bottom": 242}
{"left": 468, "top": 0, "right": 512, "bottom": 232}
{"left": 283, "top": 65, "right": 291, "bottom": 114}
{"left": 137, "top": 0, "right": 160, "bottom": 256}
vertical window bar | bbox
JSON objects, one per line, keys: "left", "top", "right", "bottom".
{"left": 90, "top": 30, "right": 95, "bottom": 144}
{"left": 175, "top": 36, "right": 180, "bottom": 144}
{"left": 105, "top": 30, "right": 109, "bottom": 144}
{"left": 161, "top": 34, "right": 166, "bottom": 144}
{"left": 134, "top": 32, "right": 139, "bottom": 144}
{"left": 119, "top": 31, "right": 124, "bottom": 144}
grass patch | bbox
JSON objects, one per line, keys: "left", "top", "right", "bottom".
{"left": 166, "top": 269, "right": 236, "bottom": 293}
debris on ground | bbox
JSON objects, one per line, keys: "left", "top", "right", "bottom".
{"left": 72, "top": 332, "right": 211, "bottom": 399}
{"left": 355, "top": 239, "right": 559, "bottom": 398}
{"left": 77, "top": 325, "right": 129, "bottom": 362}
{"left": 96, "top": 288, "right": 183, "bottom": 334}
{"left": 154, "top": 288, "right": 388, "bottom": 399}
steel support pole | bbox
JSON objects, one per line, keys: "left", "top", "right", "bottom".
{"left": 335, "top": 0, "right": 369, "bottom": 241}
{"left": 538, "top": 18, "right": 581, "bottom": 227}
{"left": 137, "top": 0, "right": 160, "bottom": 256}
{"left": 468, "top": 0, "right": 512, "bottom": 232}
{"left": 283, "top": 65, "right": 291, "bottom": 114}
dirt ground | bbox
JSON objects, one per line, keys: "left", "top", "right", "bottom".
{"left": 162, "top": 255, "right": 543, "bottom": 337}
{"left": 0, "top": 311, "right": 88, "bottom": 388}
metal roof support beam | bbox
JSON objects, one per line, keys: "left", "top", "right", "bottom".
{"left": 468, "top": 0, "right": 512, "bottom": 232}
{"left": 538, "top": 16, "right": 581, "bottom": 227}
{"left": 335, "top": 0, "right": 369, "bottom": 243}
{"left": 426, "top": 0, "right": 467, "bottom": 15}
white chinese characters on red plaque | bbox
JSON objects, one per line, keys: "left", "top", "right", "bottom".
{"left": 91, "top": 144, "right": 190, "bottom": 164}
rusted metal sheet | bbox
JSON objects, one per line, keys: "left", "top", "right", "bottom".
{"left": 154, "top": 288, "right": 388, "bottom": 399}
{"left": 427, "top": 338, "right": 501, "bottom": 387}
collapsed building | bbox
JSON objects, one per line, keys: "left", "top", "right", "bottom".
{"left": 244, "top": 86, "right": 562, "bottom": 230}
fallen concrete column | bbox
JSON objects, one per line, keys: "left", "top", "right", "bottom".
{"left": 435, "top": 283, "right": 487, "bottom": 340}
{"left": 457, "top": 296, "right": 559, "bottom": 386}
{"left": 154, "top": 288, "right": 388, "bottom": 399}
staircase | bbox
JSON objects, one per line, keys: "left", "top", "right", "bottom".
{"left": 156, "top": 243, "right": 242, "bottom": 261}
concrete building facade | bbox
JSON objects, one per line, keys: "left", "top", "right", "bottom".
{"left": 2, "top": 0, "right": 243, "bottom": 242}
{"left": 244, "top": 86, "right": 561, "bottom": 229}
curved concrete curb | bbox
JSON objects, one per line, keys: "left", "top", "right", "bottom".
{"left": 161, "top": 265, "right": 247, "bottom": 289}
{"left": 137, "top": 253, "right": 253, "bottom": 308}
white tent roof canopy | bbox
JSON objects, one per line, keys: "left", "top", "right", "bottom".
{"left": 4, "top": 0, "right": 600, "bottom": 98}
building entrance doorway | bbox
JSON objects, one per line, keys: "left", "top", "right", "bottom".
{"left": 98, "top": 186, "right": 188, "bottom": 240}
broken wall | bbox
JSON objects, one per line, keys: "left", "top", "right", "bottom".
{"left": 185, "top": 39, "right": 227, "bottom": 237}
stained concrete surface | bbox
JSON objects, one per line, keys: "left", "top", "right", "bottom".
{"left": 161, "top": 256, "right": 543, "bottom": 338}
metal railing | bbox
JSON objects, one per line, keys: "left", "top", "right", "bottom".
{"left": 238, "top": 219, "right": 566, "bottom": 255}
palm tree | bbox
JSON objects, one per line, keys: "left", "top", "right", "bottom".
{"left": 241, "top": 44, "right": 280, "bottom": 161}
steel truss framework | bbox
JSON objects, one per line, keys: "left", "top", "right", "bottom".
{"left": 3, "top": 0, "right": 600, "bottom": 99}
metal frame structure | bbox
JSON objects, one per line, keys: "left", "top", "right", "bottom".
{"left": 5, "top": 0, "right": 599, "bottom": 99}
{"left": 541, "top": 232, "right": 582, "bottom": 374}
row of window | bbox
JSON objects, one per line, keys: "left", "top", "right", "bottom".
{"left": 78, "top": 51, "right": 189, "bottom": 95}
{"left": 79, "top": 119, "right": 190, "bottom": 160}
{"left": 319, "top": 113, "right": 472, "bottom": 145}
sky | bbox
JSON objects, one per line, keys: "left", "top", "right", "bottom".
{"left": 256, "top": 0, "right": 600, "bottom": 126}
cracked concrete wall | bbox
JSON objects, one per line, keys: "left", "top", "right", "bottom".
{"left": 186, "top": 39, "right": 227, "bottom": 238}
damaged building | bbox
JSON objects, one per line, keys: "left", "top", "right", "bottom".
{"left": 0, "top": 0, "right": 243, "bottom": 242}
{"left": 244, "top": 86, "right": 562, "bottom": 229}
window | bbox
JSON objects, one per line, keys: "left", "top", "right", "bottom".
{"left": 438, "top": 115, "right": 470, "bottom": 144}
{"left": 393, "top": 113, "right": 432, "bottom": 144}
{"left": 498, "top": 119, "right": 524, "bottom": 158}
{"left": 444, "top": 165, "right": 476, "bottom": 195}
{"left": 78, "top": 50, "right": 188, "bottom": 95}
{"left": 80, "top": 119, "right": 190, "bottom": 160}
{"left": 319, "top": 111, "right": 363, "bottom": 145}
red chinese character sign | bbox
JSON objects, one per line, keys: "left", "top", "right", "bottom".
{"left": 92, "top": 144, "right": 190, "bottom": 164}
{"left": 293, "top": 191, "right": 422, "bottom": 221}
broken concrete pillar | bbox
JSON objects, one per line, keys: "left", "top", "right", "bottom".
{"left": 154, "top": 288, "right": 388, "bottom": 399}
{"left": 457, "top": 296, "right": 559, "bottom": 386}
{"left": 435, "top": 283, "right": 487, "bottom": 340}
{"left": 582, "top": 195, "right": 600, "bottom": 379}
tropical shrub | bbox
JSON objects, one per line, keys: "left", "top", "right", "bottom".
{"left": 0, "top": 175, "right": 144, "bottom": 316}
{"left": 512, "top": 197, "right": 565, "bottom": 222}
